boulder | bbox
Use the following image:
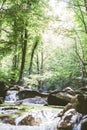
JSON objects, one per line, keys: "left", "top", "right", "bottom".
{"left": 56, "top": 92, "right": 87, "bottom": 130}
{"left": 0, "top": 80, "right": 7, "bottom": 101}
{"left": 58, "top": 93, "right": 87, "bottom": 117}
{"left": 81, "top": 115, "right": 87, "bottom": 130}
{"left": 16, "top": 97, "right": 47, "bottom": 106}
{"left": 48, "top": 88, "right": 74, "bottom": 106}
{"left": 75, "top": 86, "right": 87, "bottom": 95}
{"left": 57, "top": 108, "right": 87, "bottom": 130}
{"left": 63, "top": 87, "right": 75, "bottom": 96}
{"left": 0, "top": 97, "right": 3, "bottom": 104}
{"left": 18, "top": 114, "right": 42, "bottom": 126}
{"left": 0, "top": 115, "right": 15, "bottom": 125}
{"left": 57, "top": 108, "right": 82, "bottom": 130}
{"left": 56, "top": 87, "right": 87, "bottom": 130}
{"left": 78, "top": 86, "right": 87, "bottom": 91}
{"left": 71, "top": 94, "right": 87, "bottom": 114}
{"left": 17, "top": 90, "right": 48, "bottom": 100}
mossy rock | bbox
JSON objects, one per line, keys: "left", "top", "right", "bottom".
{"left": 0, "top": 114, "right": 15, "bottom": 125}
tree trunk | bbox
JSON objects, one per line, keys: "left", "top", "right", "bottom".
{"left": 29, "top": 40, "right": 38, "bottom": 75}
{"left": 18, "top": 29, "right": 28, "bottom": 83}
{"left": 36, "top": 53, "right": 40, "bottom": 74}
{"left": 40, "top": 46, "right": 44, "bottom": 74}
{"left": 13, "top": 43, "right": 18, "bottom": 69}
{"left": 84, "top": 0, "right": 87, "bottom": 12}
{"left": 38, "top": 45, "right": 44, "bottom": 91}
{"left": 10, "top": 20, "right": 19, "bottom": 83}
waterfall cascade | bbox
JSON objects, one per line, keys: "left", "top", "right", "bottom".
{"left": 72, "top": 123, "right": 82, "bottom": 130}
{"left": 5, "top": 90, "right": 18, "bottom": 102}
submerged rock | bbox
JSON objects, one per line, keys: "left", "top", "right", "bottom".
{"left": 0, "top": 115, "right": 15, "bottom": 125}
{"left": 14, "top": 109, "right": 60, "bottom": 129}
{"left": 18, "top": 114, "right": 42, "bottom": 126}
{"left": 17, "top": 97, "right": 47, "bottom": 106}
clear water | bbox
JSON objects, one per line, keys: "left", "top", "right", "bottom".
{"left": 5, "top": 90, "right": 18, "bottom": 102}
{"left": 0, "top": 109, "right": 60, "bottom": 130}
{"left": 72, "top": 123, "right": 81, "bottom": 130}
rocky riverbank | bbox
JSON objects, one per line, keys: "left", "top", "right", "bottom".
{"left": 0, "top": 82, "right": 87, "bottom": 130}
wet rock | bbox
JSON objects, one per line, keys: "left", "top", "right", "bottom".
{"left": 0, "top": 97, "right": 4, "bottom": 104}
{"left": 75, "top": 86, "right": 87, "bottom": 96}
{"left": 57, "top": 109, "right": 82, "bottom": 130}
{"left": 0, "top": 115, "right": 15, "bottom": 125}
{"left": 81, "top": 115, "right": 87, "bottom": 130}
{"left": 18, "top": 114, "right": 42, "bottom": 126}
{"left": 56, "top": 93, "right": 87, "bottom": 130}
{"left": 58, "top": 93, "right": 87, "bottom": 116}
{"left": 0, "top": 80, "right": 7, "bottom": 100}
{"left": 15, "top": 111, "right": 43, "bottom": 126}
{"left": 77, "top": 86, "right": 87, "bottom": 92}
{"left": 63, "top": 87, "right": 75, "bottom": 96}
{"left": 0, "top": 106, "right": 19, "bottom": 111}
{"left": 17, "top": 97, "right": 47, "bottom": 106}
{"left": 17, "top": 90, "right": 48, "bottom": 100}
{"left": 72, "top": 94, "right": 87, "bottom": 114}
{"left": 0, "top": 107, "right": 60, "bottom": 129}
{"left": 48, "top": 89, "right": 74, "bottom": 106}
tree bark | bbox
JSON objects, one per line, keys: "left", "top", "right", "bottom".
{"left": 18, "top": 29, "right": 27, "bottom": 83}
{"left": 84, "top": 0, "right": 87, "bottom": 11}
{"left": 29, "top": 40, "right": 38, "bottom": 75}
{"left": 40, "top": 46, "right": 44, "bottom": 74}
{"left": 36, "top": 53, "right": 40, "bottom": 74}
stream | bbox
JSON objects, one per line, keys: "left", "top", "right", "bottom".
{"left": 72, "top": 124, "right": 82, "bottom": 130}
{"left": 0, "top": 90, "right": 61, "bottom": 130}
{"left": 0, "top": 90, "right": 86, "bottom": 130}
{"left": 0, "top": 109, "right": 60, "bottom": 130}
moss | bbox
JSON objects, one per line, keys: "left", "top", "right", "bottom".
{"left": 0, "top": 114, "right": 15, "bottom": 125}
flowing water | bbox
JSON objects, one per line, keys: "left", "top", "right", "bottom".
{"left": 3, "top": 90, "right": 84, "bottom": 130}
{"left": 0, "top": 109, "right": 60, "bottom": 130}
{"left": 72, "top": 113, "right": 82, "bottom": 130}
{"left": 72, "top": 123, "right": 82, "bottom": 130}
{"left": 5, "top": 90, "right": 18, "bottom": 102}
{"left": 0, "top": 90, "right": 62, "bottom": 130}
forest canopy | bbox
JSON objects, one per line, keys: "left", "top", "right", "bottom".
{"left": 0, "top": 0, "right": 87, "bottom": 91}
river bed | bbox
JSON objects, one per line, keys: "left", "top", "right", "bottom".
{"left": 0, "top": 101, "right": 62, "bottom": 130}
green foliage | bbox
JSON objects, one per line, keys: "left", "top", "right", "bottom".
{"left": 0, "top": 0, "right": 49, "bottom": 84}
{"left": 0, "top": 0, "right": 87, "bottom": 90}
{"left": 68, "top": 0, "right": 87, "bottom": 87}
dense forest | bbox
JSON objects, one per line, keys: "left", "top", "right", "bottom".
{"left": 0, "top": 0, "right": 87, "bottom": 130}
{"left": 0, "top": 0, "right": 87, "bottom": 91}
